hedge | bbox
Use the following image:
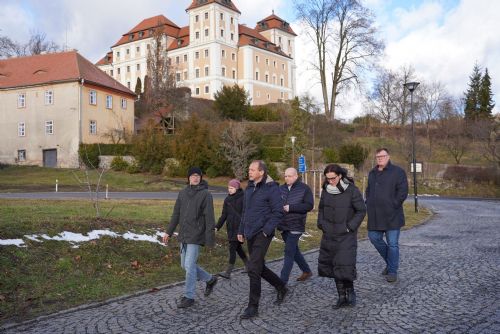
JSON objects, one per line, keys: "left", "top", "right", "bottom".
{"left": 79, "top": 144, "right": 133, "bottom": 169}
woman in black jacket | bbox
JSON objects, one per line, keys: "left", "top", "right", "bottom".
{"left": 317, "top": 164, "right": 366, "bottom": 308}
{"left": 215, "top": 179, "right": 248, "bottom": 278}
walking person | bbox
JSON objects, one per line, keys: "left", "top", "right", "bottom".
{"left": 215, "top": 179, "right": 248, "bottom": 279}
{"left": 237, "top": 160, "right": 288, "bottom": 319}
{"left": 317, "top": 164, "right": 366, "bottom": 308}
{"left": 365, "top": 148, "right": 408, "bottom": 283}
{"left": 163, "top": 167, "right": 218, "bottom": 308}
{"left": 278, "top": 167, "right": 314, "bottom": 284}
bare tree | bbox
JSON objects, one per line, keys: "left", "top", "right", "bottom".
{"left": 143, "top": 23, "right": 188, "bottom": 133}
{"left": 393, "top": 65, "right": 417, "bottom": 126}
{"left": 417, "top": 81, "right": 448, "bottom": 158}
{"left": 0, "top": 31, "right": 59, "bottom": 59}
{"left": 437, "top": 99, "right": 469, "bottom": 164}
{"left": 295, "top": 0, "right": 383, "bottom": 121}
{"left": 219, "top": 122, "right": 258, "bottom": 179}
{"left": 468, "top": 118, "right": 500, "bottom": 168}
{"left": 369, "top": 68, "right": 397, "bottom": 124}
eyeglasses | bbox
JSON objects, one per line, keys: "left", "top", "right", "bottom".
{"left": 375, "top": 154, "right": 388, "bottom": 159}
{"left": 326, "top": 175, "right": 339, "bottom": 181}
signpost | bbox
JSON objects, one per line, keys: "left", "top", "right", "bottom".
{"left": 298, "top": 155, "right": 306, "bottom": 173}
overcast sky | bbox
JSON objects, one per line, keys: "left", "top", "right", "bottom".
{"left": 1, "top": 0, "right": 498, "bottom": 120}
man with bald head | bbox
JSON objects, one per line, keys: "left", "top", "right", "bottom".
{"left": 278, "top": 167, "right": 314, "bottom": 284}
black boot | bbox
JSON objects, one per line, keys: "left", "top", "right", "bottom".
{"left": 345, "top": 287, "right": 356, "bottom": 307}
{"left": 219, "top": 264, "right": 234, "bottom": 279}
{"left": 333, "top": 282, "right": 347, "bottom": 309}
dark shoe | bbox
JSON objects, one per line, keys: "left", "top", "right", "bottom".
{"left": 381, "top": 267, "right": 388, "bottom": 276}
{"left": 219, "top": 264, "right": 234, "bottom": 279}
{"left": 240, "top": 306, "right": 258, "bottom": 319}
{"left": 296, "top": 271, "right": 313, "bottom": 282}
{"left": 386, "top": 274, "right": 397, "bottom": 283}
{"left": 177, "top": 296, "right": 194, "bottom": 308}
{"left": 345, "top": 287, "right": 356, "bottom": 307}
{"left": 274, "top": 286, "right": 289, "bottom": 305}
{"left": 204, "top": 275, "right": 218, "bottom": 296}
{"left": 333, "top": 282, "right": 347, "bottom": 309}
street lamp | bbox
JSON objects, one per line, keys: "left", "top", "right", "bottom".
{"left": 290, "top": 136, "right": 297, "bottom": 168}
{"left": 403, "top": 81, "right": 420, "bottom": 213}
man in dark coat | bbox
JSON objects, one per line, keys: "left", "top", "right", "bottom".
{"left": 278, "top": 167, "right": 314, "bottom": 284}
{"left": 237, "top": 160, "right": 288, "bottom": 319}
{"left": 365, "top": 148, "right": 409, "bottom": 283}
{"left": 163, "top": 167, "right": 218, "bottom": 308}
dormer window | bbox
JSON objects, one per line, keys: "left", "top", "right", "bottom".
{"left": 129, "top": 34, "right": 134, "bottom": 41}
{"left": 177, "top": 39, "right": 183, "bottom": 46}
{"left": 139, "top": 31, "right": 144, "bottom": 38}
{"left": 149, "top": 29, "right": 153, "bottom": 36}
{"left": 252, "top": 38, "right": 258, "bottom": 45}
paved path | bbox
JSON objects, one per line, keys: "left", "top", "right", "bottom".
{"left": 2, "top": 199, "right": 499, "bottom": 333}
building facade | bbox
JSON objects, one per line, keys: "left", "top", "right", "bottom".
{"left": 96, "top": 0, "right": 296, "bottom": 105}
{"left": 0, "top": 51, "right": 135, "bottom": 168}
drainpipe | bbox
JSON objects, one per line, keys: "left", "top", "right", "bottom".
{"left": 79, "top": 78, "right": 84, "bottom": 144}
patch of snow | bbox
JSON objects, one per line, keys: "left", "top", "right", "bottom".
{"left": 0, "top": 239, "right": 26, "bottom": 247}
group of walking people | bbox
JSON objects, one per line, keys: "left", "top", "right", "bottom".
{"left": 163, "top": 148, "right": 408, "bottom": 319}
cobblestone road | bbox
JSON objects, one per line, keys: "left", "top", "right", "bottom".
{"left": 2, "top": 199, "right": 499, "bottom": 333}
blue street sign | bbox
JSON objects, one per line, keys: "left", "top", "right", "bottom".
{"left": 298, "top": 155, "right": 306, "bottom": 173}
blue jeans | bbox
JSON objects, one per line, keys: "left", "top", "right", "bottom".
{"left": 368, "top": 230, "right": 401, "bottom": 275}
{"left": 180, "top": 243, "right": 212, "bottom": 299}
{"left": 280, "top": 231, "right": 312, "bottom": 284}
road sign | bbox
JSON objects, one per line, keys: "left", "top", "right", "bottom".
{"left": 298, "top": 155, "right": 307, "bottom": 173}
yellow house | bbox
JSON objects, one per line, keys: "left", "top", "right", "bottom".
{"left": 96, "top": 0, "right": 296, "bottom": 105}
{"left": 0, "top": 51, "right": 136, "bottom": 168}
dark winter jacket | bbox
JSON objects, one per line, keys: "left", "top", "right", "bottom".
{"left": 278, "top": 180, "right": 314, "bottom": 232}
{"left": 317, "top": 182, "right": 366, "bottom": 281}
{"left": 365, "top": 161, "right": 408, "bottom": 231}
{"left": 238, "top": 176, "right": 284, "bottom": 239}
{"left": 166, "top": 180, "right": 215, "bottom": 247}
{"left": 216, "top": 189, "right": 244, "bottom": 241}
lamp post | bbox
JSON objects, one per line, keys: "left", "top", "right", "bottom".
{"left": 290, "top": 136, "right": 296, "bottom": 168}
{"left": 403, "top": 81, "right": 420, "bottom": 213}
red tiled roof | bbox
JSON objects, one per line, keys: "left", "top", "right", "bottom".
{"left": 238, "top": 24, "right": 290, "bottom": 58}
{"left": 186, "top": 0, "right": 241, "bottom": 14}
{"left": 96, "top": 51, "right": 113, "bottom": 66}
{"left": 256, "top": 13, "right": 297, "bottom": 36}
{"left": 112, "top": 15, "right": 181, "bottom": 47}
{"left": 0, "top": 51, "right": 135, "bottom": 96}
{"left": 167, "top": 26, "right": 190, "bottom": 51}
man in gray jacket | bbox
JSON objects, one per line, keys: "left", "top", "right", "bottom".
{"left": 163, "top": 167, "right": 218, "bottom": 308}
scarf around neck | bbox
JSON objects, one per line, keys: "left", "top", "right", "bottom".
{"left": 326, "top": 178, "right": 350, "bottom": 195}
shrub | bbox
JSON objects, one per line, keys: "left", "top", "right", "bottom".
{"left": 110, "top": 156, "right": 129, "bottom": 171}
{"left": 267, "top": 161, "right": 279, "bottom": 180}
{"left": 443, "top": 165, "right": 500, "bottom": 185}
{"left": 246, "top": 106, "right": 280, "bottom": 121}
{"left": 322, "top": 148, "right": 338, "bottom": 163}
{"left": 338, "top": 143, "right": 368, "bottom": 169}
{"left": 126, "top": 162, "right": 141, "bottom": 174}
{"left": 79, "top": 144, "right": 132, "bottom": 169}
{"left": 130, "top": 122, "right": 171, "bottom": 173}
{"left": 262, "top": 147, "right": 284, "bottom": 162}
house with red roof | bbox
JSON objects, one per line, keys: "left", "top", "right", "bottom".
{"left": 96, "top": 0, "right": 296, "bottom": 105}
{"left": 0, "top": 51, "right": 136, "bottom": 168}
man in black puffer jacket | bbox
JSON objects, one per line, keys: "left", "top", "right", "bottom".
{"left": 163, "top": 167, "right": 218, "bottom": 309}
{"left": 278, "top": 167, "right": 314, "bottom": 284}
{"left": 238, "top": 160, "right": 287, "bottom": 319}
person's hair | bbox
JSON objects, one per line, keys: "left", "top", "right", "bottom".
{"left": 376, "top": 147, "right": 389, "bottom": 154}
{"left": 251, "top": 160, "right": 268, "bottom": 180}
{"left": 323, "top": 164, "right": 354, "bottom": 188}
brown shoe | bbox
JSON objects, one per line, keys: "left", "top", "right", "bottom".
{"left": 296, "top": 272, "right": 313, "bottom": 281}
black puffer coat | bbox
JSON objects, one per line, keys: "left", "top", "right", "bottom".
{"left": 317, "top": 182, "right": 366, "bottom": 281}
{"left": 216, "top": 189, "right": 244, "bottom": 241}
{"left": 166, "top": 180, "right": 215, "bottom": 247}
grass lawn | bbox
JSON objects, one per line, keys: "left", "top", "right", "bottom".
{"left": 0, "top": 166, "right": 232, "bottom": 192}
{"left": 0, "top": 198, "right": 431, "bottom": 324}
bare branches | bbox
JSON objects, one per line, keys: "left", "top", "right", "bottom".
{"left": 0, "top": 31, "right": 59, "bottom": 59}
{"left": 219, "top": 123, "right": 257, "bottom": 180}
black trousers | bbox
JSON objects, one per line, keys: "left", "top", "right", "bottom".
{"left": 228, "top": 240, "right": 247, "bottom": 264}
{"left": 247, "top": 232, "right": 285, "bottom": 307}
{"left": 334, "top": 278, "right": 353, "bottom": 289}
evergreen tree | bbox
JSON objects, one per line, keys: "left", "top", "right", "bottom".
{"left": 479, "top": 68, "right": 495, "bottom": 117}
{"left": 464, "top": 64, "right": 482, "bottom": 120}
{"left": 283, "top": 97, "right": 309, "bottom": 166}
{"left": 213, "top": 84, "right": 250, "bottom": 120}
{"left": 135, "top": 77, "right": 142, "bottom": 96}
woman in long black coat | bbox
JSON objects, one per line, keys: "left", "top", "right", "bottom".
{"left": 317, "top": 164, "right": 366, "bottom": 308}
{"left": 215, "top": 179, "right": 248, "bottom": 278}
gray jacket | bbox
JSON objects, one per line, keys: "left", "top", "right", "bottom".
{"left": 166, "top": 180, "right": 215, "bottom": 246}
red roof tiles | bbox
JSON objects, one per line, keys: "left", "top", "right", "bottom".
{"left": 112, "top": 15, "right": 181, "bottom": 48}
{"left": 256, "top": 13, "right": 297, "bottom": 36}
{"left": 238, "top": 24, "right": 290, "bottom": 58}
{"left": 0, "top": 51, "right": 135, "bottom": 96}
